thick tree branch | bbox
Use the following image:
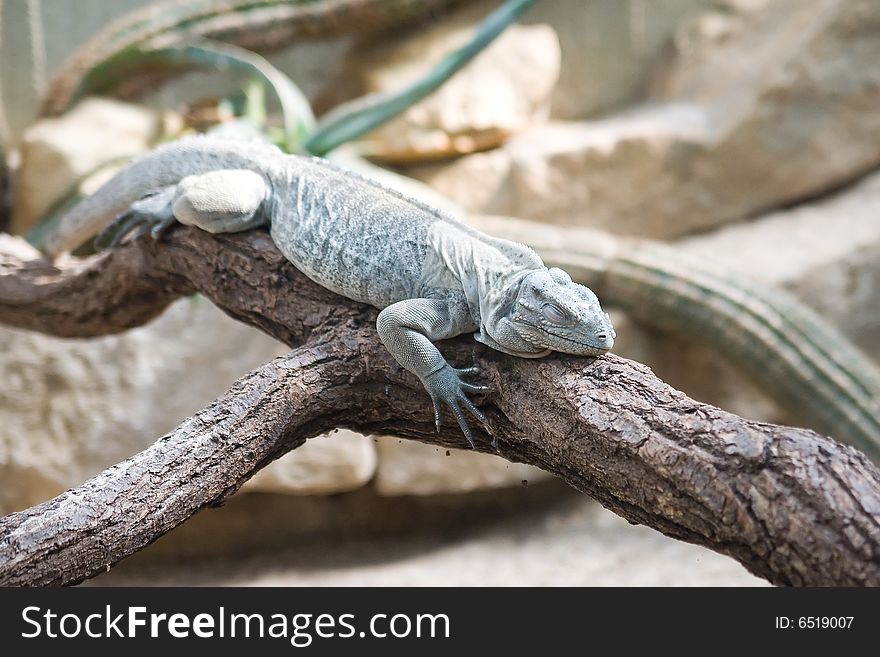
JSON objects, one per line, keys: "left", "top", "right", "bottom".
{"left": 0, "top": 230, "right": 878, "bottom": 586}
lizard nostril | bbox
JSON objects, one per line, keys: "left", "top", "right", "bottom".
{"left": 596, "top": 333, "right": 607, "bottom": 341}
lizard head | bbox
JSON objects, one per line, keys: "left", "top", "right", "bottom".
{"left": 505, "top": 268, "right": 615, "bottom": 357}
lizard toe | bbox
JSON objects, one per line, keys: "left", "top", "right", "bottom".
{"left": 447, "top": 398, "right": 476, "bottom": 449}
{"left": 457, "top": 392, "right": 487, "bottom": 425}
{"left": 422, "top": 364, "right": 490, "bottom": 449}
{"left": 431, "top": 396, "right": 443, "bottom": 434}
{"left": 95, "top": 211, "right": 137, "bottom": 250}
{"left": 150, "top": 215, "right": 178, "bottom": 240}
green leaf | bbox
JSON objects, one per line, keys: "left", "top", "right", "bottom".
{"left": 304, "top": 0, "right": 539, "bottom": 156}
{"left": 136, "top": 40, "right": 315, "bottom": 152}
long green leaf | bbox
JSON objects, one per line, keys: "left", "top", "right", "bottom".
{"left": 304, "top": 0, "right": 538, "bottom": 156}
{"left": 139, "top": 40, "right": 316, "bottom": 151}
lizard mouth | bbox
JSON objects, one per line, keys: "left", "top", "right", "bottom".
{"left": 545, "top": 331, "right": 611, "bottom": 353}
{"left": 516, "top": 323, "right": 612, "bottom": 354}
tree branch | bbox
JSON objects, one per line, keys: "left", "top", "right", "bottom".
{"left": 0, "top": 230, "right": 878, "bottom": 586}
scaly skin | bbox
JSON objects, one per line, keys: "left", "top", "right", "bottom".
{"left": 41, "top": 0, "right": 469, "bottom": 117}
{"left": 46, "top": 137, "right": 615, "bottom": 446}
{"left": 470, "top": 215, "right": 880, "bottom": 460}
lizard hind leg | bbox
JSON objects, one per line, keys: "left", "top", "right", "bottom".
{"left": 94, "top": 185, "right": 178, "bottom": 250}
{"left": 95, "top": 169, "right": 270, "bottom": 251}
{"left": 171, "top": 169, "right": 269, "bottom": 234}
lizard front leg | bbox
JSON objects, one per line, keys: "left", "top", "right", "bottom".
{"left": 377, "top": 298, "right": 489, "bottom": 448}
{"left": 97, "top": 169, "right": 269, "bottom": 248}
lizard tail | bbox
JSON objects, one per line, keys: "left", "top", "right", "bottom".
{"left": 43, "top": 136, "right": 282, "bottom": 257}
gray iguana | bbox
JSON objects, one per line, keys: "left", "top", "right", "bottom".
{"left": 45, "top": 137, "right": 616, "bottom": 445}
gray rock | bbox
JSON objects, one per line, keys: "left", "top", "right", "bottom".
{"left": 524, "top": 0, "right": 712, "bottom": 120}
{"left": 11, "top": 98, "right": 164, "bottom": 235}
{"left": 650, "top": 0, "right": 880, "bottom": 230}
{"left": 244, "top": 430, "right": 377, "bottom": 496}
{"left": 316, "top": 0, "right": 711, "bottom": 124}
{"left": 374, "top": 437, "right": 549, "bottom": 496}
{"left": 410, "top": 0, "right": 880, "bottom": 239}
{"left": 680, "top": 169, "right": 880, "bottom": 346}
{"left": 411, "top": 105, "right": 712, "bottom": 237}
{"left": 330, "top": 3, "right": 560, "bottom": 163}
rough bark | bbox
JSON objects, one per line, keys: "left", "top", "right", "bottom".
{"left": 0, "top": 230, "right": 879, "bottom": 586}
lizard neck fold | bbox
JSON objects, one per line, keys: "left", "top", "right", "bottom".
{"left": 420, "top": 221, "right": 547, "bottom": 354}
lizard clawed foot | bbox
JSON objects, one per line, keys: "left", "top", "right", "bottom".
{"left": 94, "top": 192, "right": 177, "bottom": 251}
{"left": 423, "top": 364, "right": 490, "bottom": 449}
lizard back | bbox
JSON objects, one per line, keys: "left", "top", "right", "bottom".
{"left": 271, "top": 157, "right": 450, "bottom": 309}
{"left": 270, "top": 154, "right": 546, "bottom": 318}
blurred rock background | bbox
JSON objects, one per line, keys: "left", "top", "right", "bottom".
{"left": 2, "top": 0, "right": 878, "bottom": 586}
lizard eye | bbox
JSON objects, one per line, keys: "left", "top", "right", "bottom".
{"left": 542, "top": 303, "right": 570, "bottom": 325}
